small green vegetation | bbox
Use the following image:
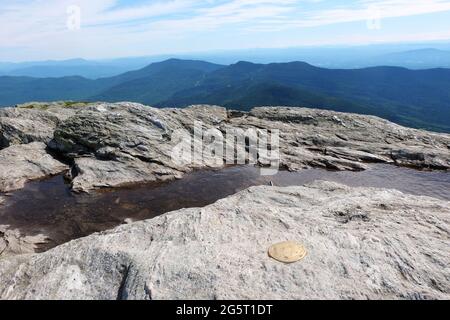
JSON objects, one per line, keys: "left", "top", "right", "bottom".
{"left": 63, "top": 101, "right": 89, "bottom": 108}
{"left": 17, "top": 102, "right": 51, "bottom": 110}
{"left": 17, "top": 101, "right": 90, "bottom": 110}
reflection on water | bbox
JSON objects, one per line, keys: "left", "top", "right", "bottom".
{"left": 0, "top": 164, "right": 449, "bottom": 253}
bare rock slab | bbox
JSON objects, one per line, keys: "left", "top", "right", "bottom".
{"left": 243, "top": 107, "right": 450, "bottom": 171}
{"left": 0, "top": 182, "right": 448, "bottom": 300}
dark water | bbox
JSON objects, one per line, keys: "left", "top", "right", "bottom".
{"left": 0, "top": 164, "right": 449, "bottom": 253}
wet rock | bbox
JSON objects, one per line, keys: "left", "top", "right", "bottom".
{"left": 0, "top": 142, "right": 68, "bottom": 192}
{"left": 0, "top": 226, "right": 50, "bottom": 257}
{"left": 0, "top": 182, "right": 448, "bottom": 300}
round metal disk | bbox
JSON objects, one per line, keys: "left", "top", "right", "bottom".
{"left": 268, "top": 241, "right": 307, "bottom": 263}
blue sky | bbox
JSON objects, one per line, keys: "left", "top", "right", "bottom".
{"left": 1, "top": 0, "right": 450, "bottom": 61}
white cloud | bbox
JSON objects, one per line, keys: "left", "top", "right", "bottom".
{"left": 295, "top": 0, "right": 450, "bottom": 27}
{"left": 1, "top": 0, "right": 450, "bottom": 61}
{"left": 84, "top": 0, "right": 196, "bottom": 26}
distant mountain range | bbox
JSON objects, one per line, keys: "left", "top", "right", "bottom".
{"left": 2, "top": 45, "right": 450, "bottom": 79}
{"left": 1, "top": 58, "right": 450, "bottom": 133}
{"left": 363, "top": 48, "right": 450, "bottom": 69}
{"left": 0, "top": 58, "right": 160, "bottom": 79}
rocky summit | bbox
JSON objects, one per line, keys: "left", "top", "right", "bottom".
{"left": 0, "top": 102, "right": 449, "bottom": 193}
{"left": 0, "top": 182, "right": 449, "bottom": 300}
{"left": 0, "top": 102, "right": 449, "bottom": 300}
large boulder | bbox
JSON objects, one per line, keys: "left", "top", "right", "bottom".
{"left": 0, "top": 182, "right": 448, "bottom": 300}
{"left": 49, "top": 103, "right": 229, "bottom": 192}
{"left": 0, "top": 108, "right": 59, "bottom": 148}
{"left": 0, "top": 142, "right": 68, "bottom": 192}
{"left": 0, "top": 102, "right": 85, "bottom": 149}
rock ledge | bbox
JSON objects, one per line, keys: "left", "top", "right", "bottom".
{"left": 0, "top": 182, "right": 448, "bottom": 300}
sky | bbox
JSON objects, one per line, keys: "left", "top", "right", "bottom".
{"left": 1, "top": 0, "right": 450, "bottom": 61}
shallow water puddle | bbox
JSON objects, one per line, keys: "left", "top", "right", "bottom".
{"left": 0, "top": 164, "right": 449, "bottom": 253}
